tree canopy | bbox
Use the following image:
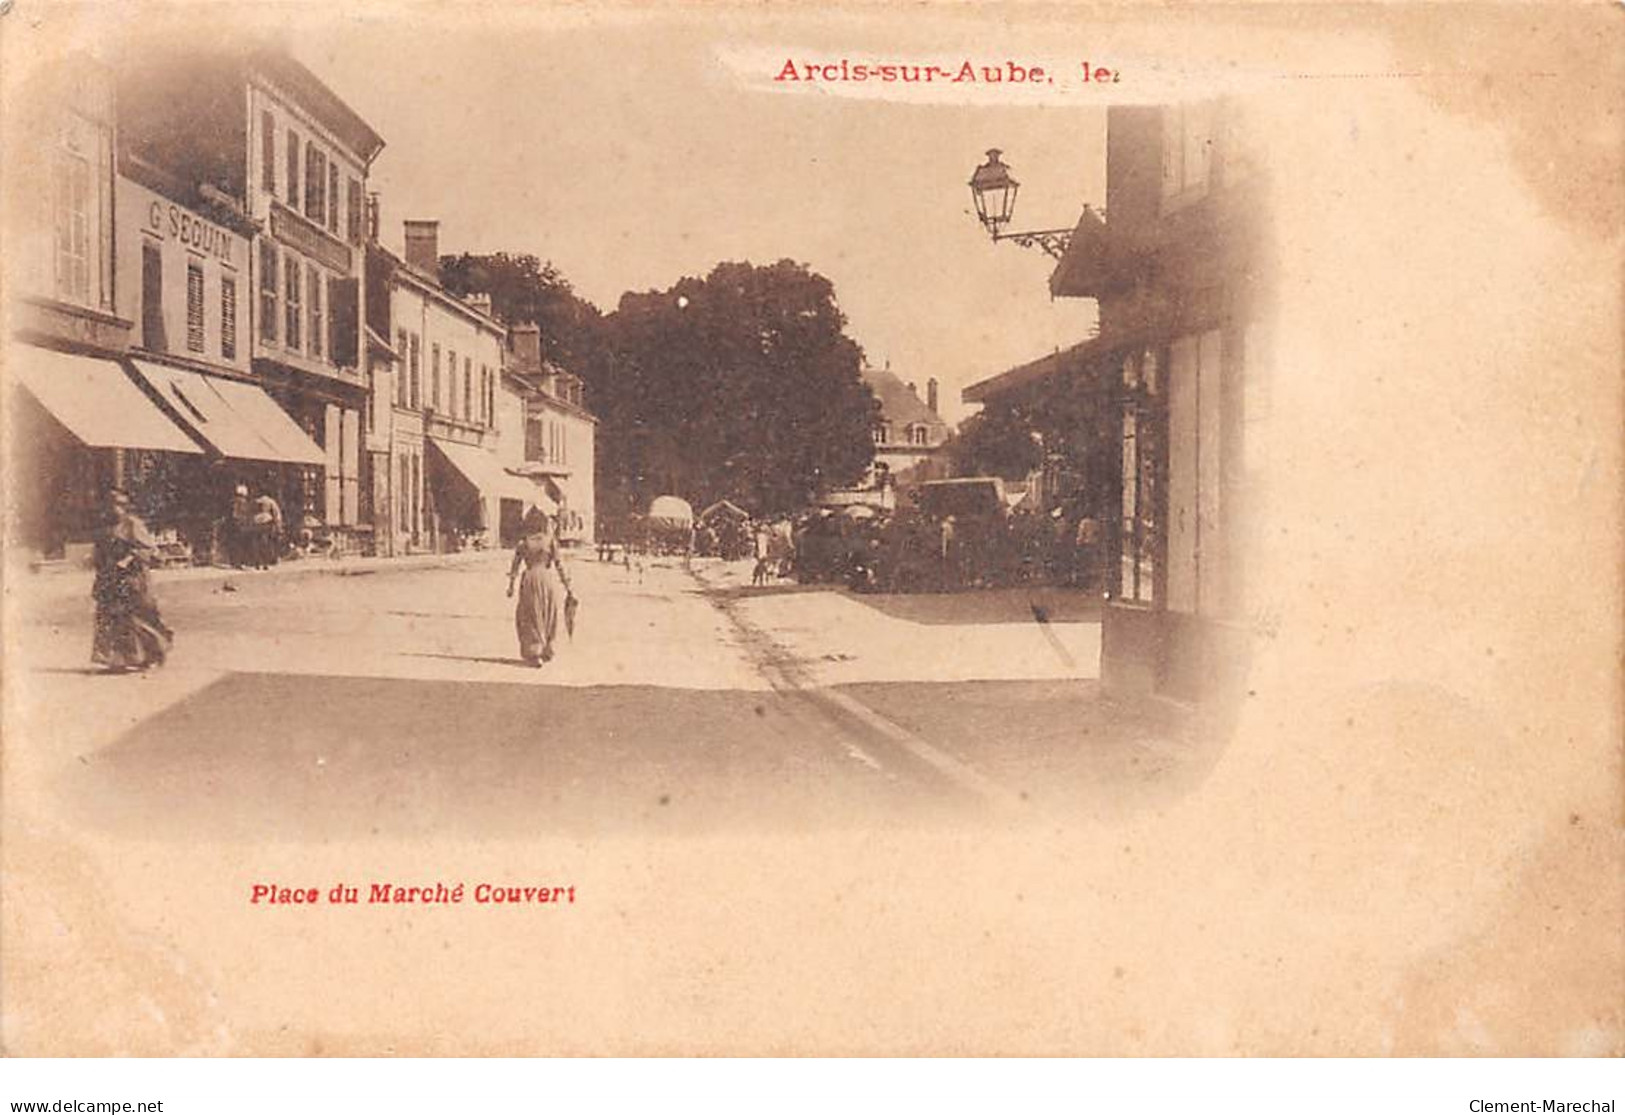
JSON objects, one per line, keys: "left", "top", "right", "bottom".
{"left": 439, "top": 252, "right": 601, "bottom": 375}
{"left": 599, "top": 261, "right": 878, "bottom": 517}
{"left": 440, "top": 254, "right": 878, "bottom": 518}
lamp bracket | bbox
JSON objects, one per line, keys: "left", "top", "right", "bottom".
{"left": 990, "top": 227, "right": 1075, "bottom": 261}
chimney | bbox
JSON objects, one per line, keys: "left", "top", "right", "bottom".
{"left": 467, "top": 292, "right": 493, "bottom": 317}
{"left": 907, "top": 381, "right": 917, "bottom": 397}
{"left": 511, "top": 322, "right": 542, "bottom": 368}
{"left": 927, "top": 378, "right": 939, "bottom": 414}
{"left": 403, "top": 219, "right": 440, "bottom": 281}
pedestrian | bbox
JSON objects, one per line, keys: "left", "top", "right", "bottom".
{"left": 506, "top": 507, "right": 575, "bottom": 667}
{"left": 751, "top": 524, "right": 771, "bottom": 586}
{"left": 252, "top": 490, "right": 283, "bottom": 569}
{"left": 229, "top": 484, "right": 252, "bottom": 567}
{"left": 90, "top": 488, "right": 174, "bottom": 673}
{"left": 1073, "top": 513, "right": 1100, "bottom": 590}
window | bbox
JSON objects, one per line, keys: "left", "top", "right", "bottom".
{"left": 396, "top": 329, "right": 408, "bottom": 407}
{"left": 463, "top": 358, "right": 472, "bottom": 421}
{"left": 446, "top": 349, "right": 456, "bottom": 415}
{"left": 347, "top": 177, "right": 364, "bottom": 244}
{"left": 365, "top": 368, "right": 375, "bottom": 433}
{"left": 408, "top": 334, "right": 421, "bottom": 409}
{"left": 141, "top": 243, "right": 164, "bottom": 352}
{"left": 430, "top": 344, "right": 441, "bottom": 411}
{"left": 286, "top": 129, "right": 301, "bottom": 207}
{"left": 259, "top": 242, "right": 279, "bottom": 342}
{"left": 221, "top": 276, "right": 237, "bottom": 360}
{"left": 399, "top": 456, "right": 410, "bottom": 532}
{"left": 1119, "top": 401, "right": 1157, "bottom": 605}
{"left": 481, "top": 367, "right": 490, "bottom": 426}
{"left": 52, "top": 149, "right": 91, "bottom": 304}
{"left": 327, "top": 163, "right": 340, "bottom": 234}
{"left": 308, "top": 266, "right": 324, "bottom": 360}
{"left": 185, "top": 262, "right": 205, "bottom": 352}
{"left": 284, "top": 255, "right": 302, "bottom": 351}
{"left": 1161, "top": 102, "right": 1215, "bottom": 211}
{"left": 305, "top": 145, "right": 326, "bottom": 224}
{"left": 261, "top": 111, "right": 275, "bottom": 193}
{"left": 410, "top": 453, "right": 420, "bottom": 537}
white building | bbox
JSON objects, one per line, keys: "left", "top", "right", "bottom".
{"left": 504, "top": 323, "right": 596, "bottom": 546}
{"left": 367, "top": 220, "right": 529, "bottom": 554}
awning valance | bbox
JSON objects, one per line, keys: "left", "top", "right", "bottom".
{"left": 509, "top": 461, "right": 571, "bottom": 479}
{"left": 129, "top": 360, "right": 325, "bottom": 466}
{"left": 13, "top": 347, "right": 202, "bottom": 454}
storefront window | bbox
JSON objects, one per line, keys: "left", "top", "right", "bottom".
{"left": 1120, "top": 402, "right": 1160, "bottom": 604}
{"left": 431, "top": 344, "right": 441, "bottom": 412}
{"left": 305, "top": 145, "right": 326, "bottom": 225}
{"left": 284, "top": 255, "right": 302, "bottom": 351}
{"left": 308, "top": 266, "right": 324, "bottom": 360}
{"left": 185, "top": 264, "right": 205, "bottom": 353}
{"left": 52, "top": 149, "right": 91, "bottom": 304}
{"left": 327, "top": 164, "right": 340, "bottom": 235}
{"left": 221, "top": 276, "right": 237, "bottom": 360}
{"left": 259, "top": 242, "right": 279, "bottom": 342}
{"left": 285, "top": 129, "right": 300, "bottom": 208}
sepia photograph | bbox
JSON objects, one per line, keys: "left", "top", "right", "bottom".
{"left": 0, "top": 0, "right": 1619, "bottom": 1084}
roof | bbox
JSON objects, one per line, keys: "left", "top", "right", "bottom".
{"left": 248, "top": 47, "right": 385, "bottom": 164}
{"left": 962, "top": 337, "right": 1101, "bottom": 405}
{"left": 699, "top": 500, "right": 750, "bottom": 521}
{"left": 863, "top": 366, "right": 943, "bottom": 429}
{"left": 377, "top": 245, "right": 507, "bottom": 334}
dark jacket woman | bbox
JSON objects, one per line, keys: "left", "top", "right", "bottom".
{"left": 91, "top": 497, "right": 173, "bottom": 672}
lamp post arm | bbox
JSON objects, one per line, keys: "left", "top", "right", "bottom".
{"left": 990, "top": 227, "right": 1076, "bottom": 261}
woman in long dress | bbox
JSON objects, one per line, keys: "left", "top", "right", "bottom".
{"left": 507, "top": 508, "right": 573, "bottom": 667}
{"left": 91, "top": 489, "right": 174, "bottom": 673}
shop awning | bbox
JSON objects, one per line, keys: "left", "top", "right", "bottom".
{"left": 12, "top": 347, "right": 202, "bottom": 453}
{"left": 427, "top": 437, "right": 542, "bottom": 506}
{"left": 129, "top": 361, "right": 325, "bottom": 466}
{"left": 509, "top": 461, "right": 571, "bottom": 478}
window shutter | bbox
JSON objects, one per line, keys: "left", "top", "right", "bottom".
{"left": 329, "top": 276, "right": 360, "bottom": 369}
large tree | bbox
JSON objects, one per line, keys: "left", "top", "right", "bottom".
{"left": 600, "top": 261, "right": 877, "bottom": 516}
{"left": 438, "top": 252, "right": 601, "bottom": 374}
{"left": 437, "top": 253, "right": 878, "bottom": 518}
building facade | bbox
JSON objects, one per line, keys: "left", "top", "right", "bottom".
{"left": 6, "top": 50, "right": 327, "bottom": 564}
{"left": 863, "top": 364, "right": 950, "bottom": 494}
{"left": 504, "top": 324, "right": 596, "bottom": 546}
{"left": 368, "top": 220, "right": 524, "bottom": 555}
{"left": 6, "top": 53, "right": 151, "bottom": 561}
{"left": 115, "top": 42, "right": 385, "bottom": 551}
{"left": 965, "top": 99, "right": 1268, "bottom": 703}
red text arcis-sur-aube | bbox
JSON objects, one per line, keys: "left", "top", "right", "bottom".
{"left": 773, "top": 59, "right": 1122, "bottom": 86}
{"left": 250, "top": 882, "right": 577, "bottom": 906}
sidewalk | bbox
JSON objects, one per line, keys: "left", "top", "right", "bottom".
{"left": 6, "top": 545, "right": 505, "bottom": 606}
{"left": 688, "top": 557, "right": 1103, "bottom": 686}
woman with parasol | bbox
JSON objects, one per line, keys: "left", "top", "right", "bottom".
{"left": 506, "top": 506, "right": 575, "bottom": 667}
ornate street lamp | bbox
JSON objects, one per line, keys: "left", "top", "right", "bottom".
{"left": 968, "top": 149, "right": 1077, "bottom": 261}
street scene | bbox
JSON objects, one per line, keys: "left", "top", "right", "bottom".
{"left": 2, "top": 5, "right": 1619, "bottom": 1062}
{"left": 12, "top": 549, "right": 1194, "bottom": 839}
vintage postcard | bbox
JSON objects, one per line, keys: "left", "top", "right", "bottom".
{"left": 1, "top": 0, "right": 1619, "bottom": 1058}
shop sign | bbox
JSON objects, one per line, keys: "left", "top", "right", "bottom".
{"left": 270, "top": 203, "right": 353, "bottom": 273}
